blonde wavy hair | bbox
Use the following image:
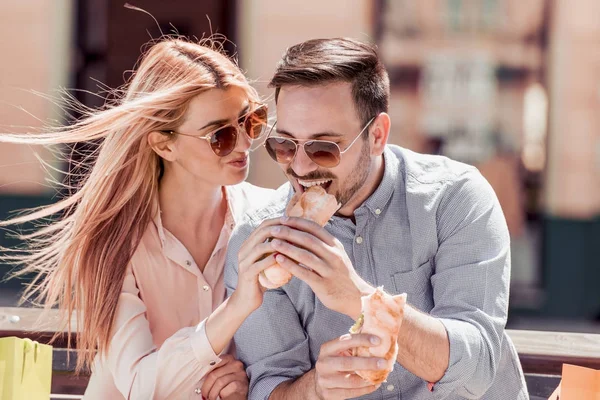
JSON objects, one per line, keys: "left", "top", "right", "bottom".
{"left": 0, "top": 37, "right": 261, "bottom": 372}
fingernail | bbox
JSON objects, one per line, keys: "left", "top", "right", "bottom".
{"left": 339, "top": 333, "right": 352, "bottom": 341}
{"left": 276, "top": 254, "right": 285, "bottom": 262}
{"left": 272, "top": 226, "right": 280, "bottom": 234}
{"left": 377, "top": 359, "right": 386, "bottom": 369}
{"left": 370, "top": 336, "right": 380, "bottom": 345}
{"left": 271, "top": 239, "right": 281, "bottom": 246}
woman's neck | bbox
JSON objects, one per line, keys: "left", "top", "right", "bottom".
{"left": 157, "top": 169, "right": 226, "bottom": 236}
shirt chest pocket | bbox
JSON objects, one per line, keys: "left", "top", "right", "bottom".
{"left": 391, "top": 260, "right": 434, "bottom": 312}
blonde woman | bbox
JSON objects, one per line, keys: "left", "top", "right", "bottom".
{"left": 0, "top": 38, "right": 277, "bottom": 399}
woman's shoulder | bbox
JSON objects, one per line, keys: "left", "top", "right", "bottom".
{"left": 226, "top": 182, "right": 279, "bottom": 222}
{"left": 227, "top": 181, "right": 276, "bottom": 205}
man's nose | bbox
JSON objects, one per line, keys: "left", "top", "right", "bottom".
{"left": 290, "top": 144, "right": 319, "bottom": 177}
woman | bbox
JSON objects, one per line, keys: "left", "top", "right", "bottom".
{"left": 0, "top": 38, "right": 277, "bottom": 399}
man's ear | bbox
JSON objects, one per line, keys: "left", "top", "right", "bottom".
{"left": 369, "top": 112, "right": 390, "bottom": 156}
{"left": 148, "top": 131, "right": 177, "bottom": 162}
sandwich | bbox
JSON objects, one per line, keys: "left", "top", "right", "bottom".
{"left": 259, "top": 186, "right": 340, "bottom": 289}
{"left": 349, "top": 287, "right": 407, "bottom": 385}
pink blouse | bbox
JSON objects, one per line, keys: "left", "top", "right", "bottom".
{"left": 83, "top": 182, "right": 272, "bottom": 399}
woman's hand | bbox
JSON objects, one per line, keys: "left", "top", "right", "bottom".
{"left": 229, "top": 217, "right": 282, "bottom": 313}
{"left": 201, "top": 354, "right": 248, "bottom": 400}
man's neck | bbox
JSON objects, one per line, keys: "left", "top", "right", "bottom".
{"left": 336, "top": 155, "right": 385, "bottom": 218}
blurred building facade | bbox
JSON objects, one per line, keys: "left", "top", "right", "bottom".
{"left": 0, "top": 0, "right": 598, "bottom": 325}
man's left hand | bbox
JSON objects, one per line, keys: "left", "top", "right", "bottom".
{"left": 270, "top": 216, "right": 374, "bottom": 319}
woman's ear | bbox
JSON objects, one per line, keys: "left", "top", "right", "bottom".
{"left": 148, "top": 131, "right": 177, "bottom": 162}
{"left": 369, "top": 113, "right": 391, "bottom": 157}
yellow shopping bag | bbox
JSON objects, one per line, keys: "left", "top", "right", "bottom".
{"left": 0, "top": 337, "right": 52, "bottom": 400}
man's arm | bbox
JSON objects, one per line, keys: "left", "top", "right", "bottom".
{"left": 273, "top": 169, "right": 511, "bottom": 398}
{"left": 269, "top": 369, "right": 317, "bottom": 400}
{"left": 395, "top": 305, "right": 449, "bottom": 383}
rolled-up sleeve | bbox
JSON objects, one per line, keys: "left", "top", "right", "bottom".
{"left": 99, "top": 266, "right": 222, "bottom": 399}
{"left": 428, "top": 170, "right": 511, "bottom": 399}
{"left": 224, "top": 221, "right": 312, "bottom": 400}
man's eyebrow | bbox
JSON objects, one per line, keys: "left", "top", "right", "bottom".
{"left": 198, "top": 104, "right": 251, "bottom": 131}
{"left": 276, "top": 128, "right": 343, "bottom": 139}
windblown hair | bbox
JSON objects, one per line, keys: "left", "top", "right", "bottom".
{"left": 0, "top": 37, "right": 260, "bottom": 372}
{"left": 269, "top": 37, "right": 390, "bottom": 127}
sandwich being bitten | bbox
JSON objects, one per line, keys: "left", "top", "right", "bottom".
{"left": 259, "top": 186, "right": 340, "bottom": 289}
{"left": 350, "top": 287, "right": 407, "bottom": 385}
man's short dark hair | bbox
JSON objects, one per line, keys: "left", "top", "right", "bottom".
{"left": 269, "top": 38, "right": 390, "bottom": 127}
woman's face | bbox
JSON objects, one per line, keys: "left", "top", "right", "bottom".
{"left": 167, "top": 86, "right": 257, "bottom": 187}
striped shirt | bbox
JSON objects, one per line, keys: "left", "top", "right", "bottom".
{"left": 225, "top": 145, "right": 529, "bottom": 399}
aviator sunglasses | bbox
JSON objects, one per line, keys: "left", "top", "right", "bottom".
{"left": 162, "top": 104, "right": 268, "bottom": 157}
{"left": 264, "top": 116, "right": 375, "bottom": 168}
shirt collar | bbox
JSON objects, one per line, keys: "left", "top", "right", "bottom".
{"left": 360, "top": 146, "right": 401, "bottom": 217}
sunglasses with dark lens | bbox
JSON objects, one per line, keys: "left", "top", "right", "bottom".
{"left": 264, "top": 116, "right": 375, "bottom": 168}
{"left": 162, "top": 104, "right": 268, "bottom": 157}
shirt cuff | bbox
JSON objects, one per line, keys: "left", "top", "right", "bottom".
{"left": 428, "top": 317, "right": 483, "bottom": 398}
{"left": 191, "top": 318, "right": 222, "bottom": 369}
{"left": 250, "top": 375, "right": 292, "bottom": 400}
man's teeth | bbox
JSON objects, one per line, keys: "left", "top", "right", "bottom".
{"left": 298, "top": 179, "right": 331, "bottom": 188}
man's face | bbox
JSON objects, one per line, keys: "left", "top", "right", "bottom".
{"left": 274, "top": 82, "right": 372, "bottom": 208}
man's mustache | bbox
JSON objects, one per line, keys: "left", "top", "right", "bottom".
{"left": 286, "top": 168, "right": 336, "bottom": 181}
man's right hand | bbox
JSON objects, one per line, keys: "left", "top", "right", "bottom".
{"left": 314, "top": 333, "right": 386, "bottom": 400}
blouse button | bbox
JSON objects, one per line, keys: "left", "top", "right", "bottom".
{"left": 203, "top": 285, "right": 210, "bottom": 292}
{"left": 209, "top": 360, "right": 217, "bottom": 366}
{"left": 185, "top": 260, "right": 192, "bottom": 266}
{"left": 194, "top": 388, "right": 201, "bottom": 394}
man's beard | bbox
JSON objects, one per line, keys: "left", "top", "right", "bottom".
{"left": 286, "top": 139, "right": 371, "bottom": 208}
{"left": 335, "top": 139, "right": 370, "bottom": 207}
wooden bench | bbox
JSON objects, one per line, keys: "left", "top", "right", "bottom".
{"left": 2, "top": 307, "right": 600, "bottom": 398}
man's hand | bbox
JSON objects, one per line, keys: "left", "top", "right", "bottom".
{"left": 269, "top": 216, "right": 374, "bottom": 319}
{"left": 201, "top": 354, "right": 248, "bottom": 400}
{"left": 314, "top": 333, "right": 385, "bottom": 400}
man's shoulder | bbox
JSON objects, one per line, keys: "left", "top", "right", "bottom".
{"left": 388, "top": 145, "right": 478, "bottom": 189}
{"left": 235, "top": 182, "right": 292, "bottom": 228}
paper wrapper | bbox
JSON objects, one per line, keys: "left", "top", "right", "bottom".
{"left": 349, "top": 287, "right": 407, "bottom": 385}
{"left": 259, "top": 186, "right": 339, "bottom": 289}
{"left": 548, "top": 364, "right": 600, "bottom": 400}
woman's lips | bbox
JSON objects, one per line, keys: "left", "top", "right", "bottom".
{"left": 228, "top": 155, "right": 248, "bottom": 168}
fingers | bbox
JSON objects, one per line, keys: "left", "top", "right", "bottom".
{"left": 245, "top": 253, "right": 278, "bottom": 278}
{"left": 270, "top": 225, "right": 332, "bottom": 262}
{"left": 320, "top": 385, "right": 381, "bottom": 400}
{"left": 280, "top": 216, "right": 337, "bottom": 246}
{"left": 207, "top": 371, "right": 247, "bottom": 400}
{"left": 219, "top": 379, "right": 249, "bottom": 399}
{"left": 319, "top": 372, "right": 375, "bottom": 389}
{"left": 271, "top": 240, "right": 329, "bottom": 277}
{"left": 321, "top": 333, "right": 382, "bottom": 357}
{"left": 319, "top": 355, "right": 386, "bottom": 372}
{"left": 273, "top": 254, "right": 320, "bottom": 287}
{"left": 201, "top": 355, "right": 243, "bottom": 397}
{"left": 238, "top": 218, "right": 281, "bottom": 261}
{"left": 238, "top": 242, "right": 276, "bottom": 269}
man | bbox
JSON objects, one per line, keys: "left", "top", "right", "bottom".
{"left": 224, "top": 38, "right": 528, "bottom": 399}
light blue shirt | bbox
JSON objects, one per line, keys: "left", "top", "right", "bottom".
{"left": 225, "top": 145, "right": 529, "bottom": 399}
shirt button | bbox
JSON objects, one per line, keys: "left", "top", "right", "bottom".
{"left": 375, "top": 208, "right": 381, "bottom": 215}
{"left": 185, "top": 260, "right": 192, "bottom": 266}
{"left": 386, "top": 384, "right": 395, "bottom": 391}
{"left": 356, "top": 236, "right": 363, "bottom": 244}
{"left": 194, "top": 388, "right": 201, "bottom": 394}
